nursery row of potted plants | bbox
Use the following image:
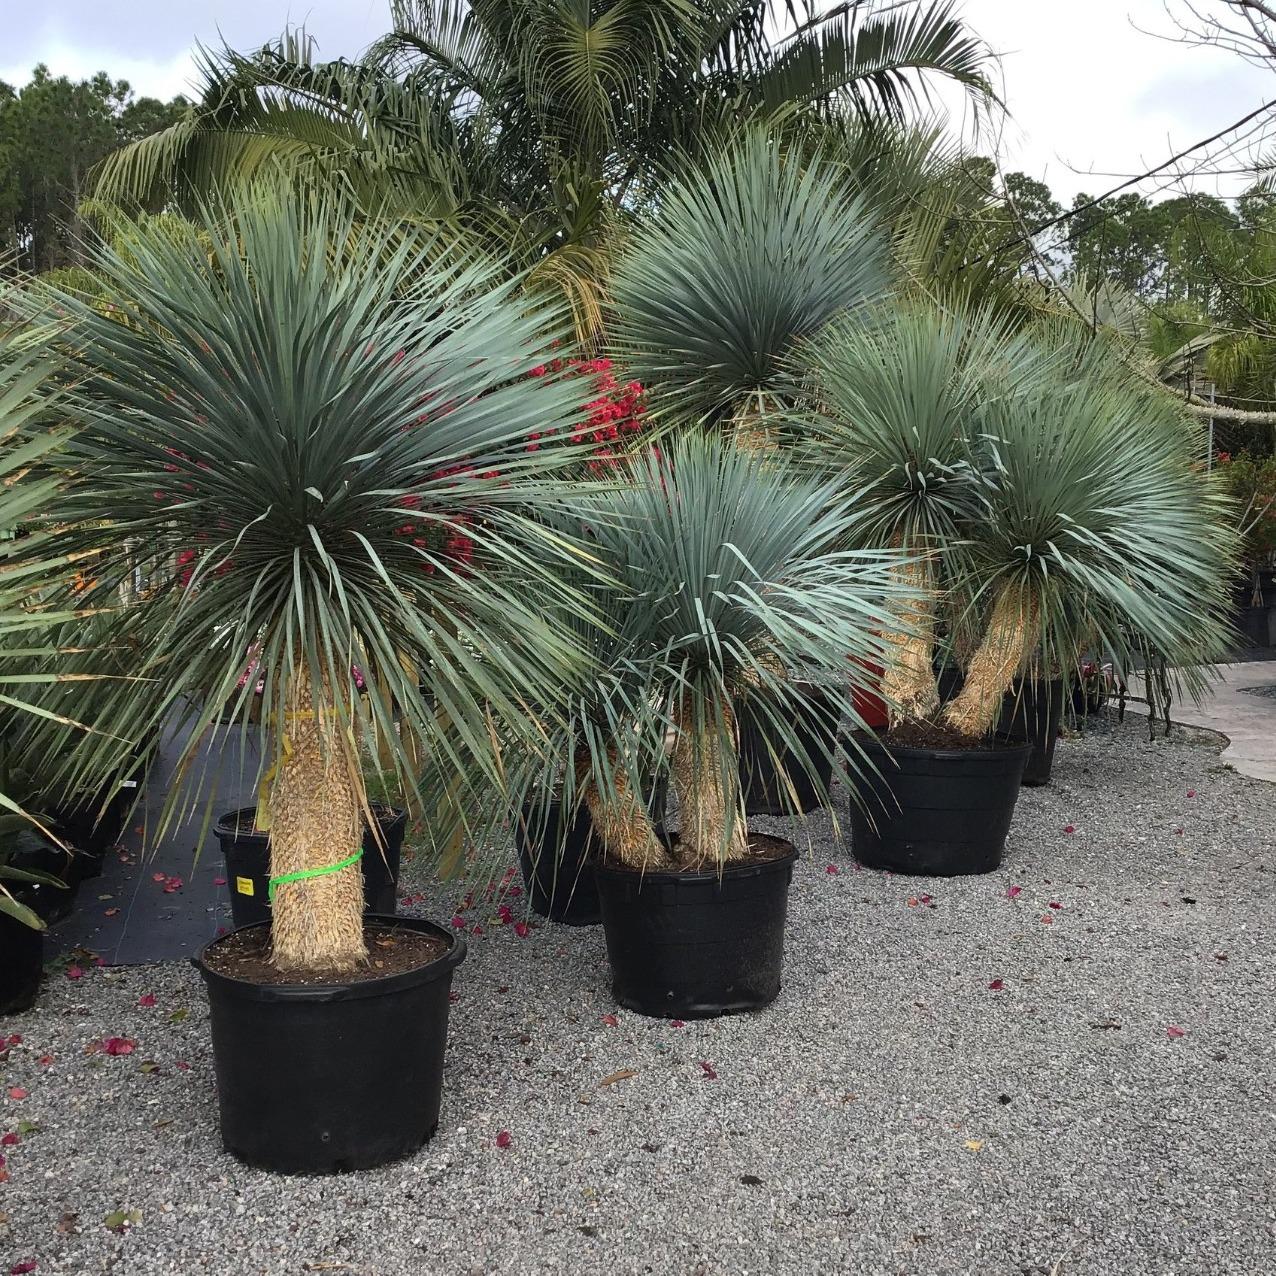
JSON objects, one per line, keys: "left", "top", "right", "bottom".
{"left": 2, "top": 154, "right": 1232, "bottom": 1177}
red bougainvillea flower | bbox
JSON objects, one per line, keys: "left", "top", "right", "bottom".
{"left": 601, "top": 1014, "right": 618, "bottom": 1027}
{"left": 65, "top": 965, "right": 84, "bottom": 981}
{"left": 1166, "top": 1026, "right": 1186, "bottom": 1040}
{"left": 7, "top": 1088, "right": 27, "bottom": 1101}
{"left": 10, "top": 1259, "right": 38, "bottom": 1274}
{"left": 1006, "top": 885, "right": 1022, "bottom": 899}
{"left": 670, "top": 1020, "right": 686, "bottom": 1029}
{"left": 987, "top": 979, "right": 1004, "bottom": 991}
{"left": 1186, "top": 789, "right": 1196, "bottom": 798}
{"left": 1063, "top": 824, "right": 1075, "bottom": 834}
{"left": 513, "top": 922, "right": 530, "bottom": 938}
{"left": 699, "top": 1061, "right": 718, "bottom": 1080}
{"left": 175, "top": 1060, "right": 191, "bottom": 1072}
{"left": 101, "top": 1037, "right": 136, "bottom": 1056}
{"left": 137, "top": 994, "right": 157, "bottom": 1008}
{"left": 1040, "top": 914, "right": 1054, "bottom": 926}
{"left": 37, "top": 1056, "right": 53, "bottom": 1068}
{"left": 1047, "top": 901, "right": 1063, "bottom": 910}
{"left": 0, "top": 1133, "right": 19, "bottom": 1146}
{"left": 825, "top": 864, "right": 839, "bottom": 875}
{"left": 495, "top": 1130, "right": 513, "bottom": 1149}
{"left": 450, "top": 915, "right": 466, "bottom": 929}
{"left": 5, "top": 1035, "right": 21, "bottom": 1047}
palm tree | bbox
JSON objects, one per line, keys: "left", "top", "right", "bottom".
{"left": 91, "top": 2, "right": 991, "bottom": 336}
{"left": 12, "top": 182, "right": 598, "bottom": 972}
{"left": 804, "top": 302, "right": 1237, "bottom": 738}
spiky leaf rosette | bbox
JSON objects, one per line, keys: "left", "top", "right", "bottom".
{"left": 494, "top": 433, "right": 918, "bottom": 871}
{"left": 13, "top": 184, "right": 598, "bottom": 836}
{"left": 609, "top": 128, "right": 890, "bottom": 432}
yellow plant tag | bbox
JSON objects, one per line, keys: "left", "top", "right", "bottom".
{"left": 235, "top": 876, "right": 255, "bottom": 897}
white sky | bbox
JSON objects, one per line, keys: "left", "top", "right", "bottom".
{"left": 1, "top": 0, "right": 1273, "bottom": 205}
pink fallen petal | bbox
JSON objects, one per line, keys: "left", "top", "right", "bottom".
{"left": 495, "top": 1129, "right": 512, "bottom": 1149}
{"left": 987, "top": 979, "right": 1004, "bottom": 991}
{"left": 102, "top": 1037, "right": 136, "bottom": 1057}
{"left": 1063, "top": 824, "right": 1075, "bottom": 834}
{"left": 450, "top": 915, "right": 466, "bottom": 929}
{"left": 918, "top": 893, "right": 933, "bottom": 905}
{"left": 470, "top": 924, "right": 484, "bottom": 936}
{"left": 1187, "top": 789, "right": 1196, "bottom": 798}
{"left": 508, "top": 886, "right": 523, "bottom": 898}
{"left": 1047, "top": 901, "right": 1063, "bottom": 910}
{"left": 137, "top": 994, "right": 157, "bottom": 1008}
{"left": 670, "top": 1019, "right": 686, "bottom": 1029}
{"left": 5, "top": 1035, "right": 21, "bottom": 1047}
{"left": 1166, "top": 1025, "right": 1186, "bottom": 1040}
{"left": 162, "top": 876, "right": 184, "bottom": 894}
{"left": 65, "top": 966, "right": 84, "bottom": 981}
{"left": 1006, "top": 885, "right": 1022, "bottom": 900}
{"left": 0, "top": 1133, "right": 18, "bottom": 1146}
{"left": 212, "top": 877, "right": 227, "bottom": 887}
{"left": 1040, "top": 914, "right": 1054, "bottom": 926}
{"left": 825, "top": 864, "right": 839, "bottom": 875}
{"left": 10, "top": 1260, "right": 38, "bottom": 1274}
{"left": 37, "top": 1055, "right": 52, "bottom": 1068}
{"left": 601, "top": 1013, "right": 618, "bottom": 1027}
{"left": 7, "top": 1088, "right": 26, "bottom": 1101}
{"left": 447, "top": 991, "right": 460, "bottom": 1004}
{"left": 514, "top": 922, "right": 530, "bottom": 938}
{"left": 151, "top": 872, "right": 167, "bottom": 883}
{"left": 175, "top": 1060, "right": 191, "bottom": 1072}
{"left": 699, "top": 1061, "right": 718, "bottom": 1080}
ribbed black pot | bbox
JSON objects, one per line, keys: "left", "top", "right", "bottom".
{"left": 848, "top": 736, "right": 1031, "bottom": 876}
{"left": 47, "top": 752, "right": 146, "bottom": 880}
{"left": 999, "top": 679, "right": 1067, "bottom": 787}
{"left": 515, "top": 779, "right": 668, "bottom": 927}
{"left": 514, "top": 799, "right": 601, "bottom": 926}
{"left": 195, "top": 917, "right": 465, "bottom": 1173}
{"left": 215, "top": 805, "right": 407, "bottom": 928}
{"left": 8, "top": 832, "right": 79, "bottom": 926}
{"left": 0, "top": 913, "right": 44, "bottom": 1015}
{"left": 737, "top": 685, "right": 838, "bottom": 816}
{"left": 595, "top": 841, "right": 798, "bottom": 1019}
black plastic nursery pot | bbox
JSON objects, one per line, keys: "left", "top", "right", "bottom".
{"left": 215, "top": 805, "right": 407, "bottom": 929}
{"left": 8, "top": 831, "right": 79, "bottom": 926}
{"left": 0, "top": 911, "right": 44, "bottom": 1015}
{"left": 195, "top": 916, "right": 465, "bottom": 1173}
{"left": 999, "top": 678, "right": 1067, "bottom": 787}
{"left": 737, "top": 685, "right": 838, "bottom": 817}
{"left": 514, "top": 799, "right": 602, "bottom": 926}
{"left": 848, "top": 736, "right": 1032, "bottom": 876}
{"left": 595, "top": 838, "right": 799, "bottom": 1019}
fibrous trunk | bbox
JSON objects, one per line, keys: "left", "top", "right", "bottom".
{"left": 671, "top": 703, "right": 748, "bottom": 868}
{"left": 943, "top": 583, "right": 1040, "bottom": 741}
{"left": 577, "top": 746, "right": 673, "bottom": 872}
{"left": 269, "top": 671, "right": 367, "bottom": 972}
{"left": 881, "top": 556, "right": 941, "bottom": 726}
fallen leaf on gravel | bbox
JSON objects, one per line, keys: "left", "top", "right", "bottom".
{"left": 494, "top": 1130, "right": 512, "bottom": 1149}
{"left": 6, "top": 1089, "right": 26, "bottom": 1101}
{"left": 167, "top": 1009, "right": 188, "bottom": 1024}
{"left": 699, "top": 1061, "right": 718, "bottom": 1080}
{"left": 137, "top": 994, "right": 157, "bottom": 1008}
{"left": 56, "top": 1212, "right": 78, "bottom": 1234}
{"left": 102, "top": 1209, "right": 141, "bottom": 1234}
{"left": 964, "top": 1139, "right": 984, "bottom": 1151}
{"left": 1166, "top": 1026, "right": 1186, "bottom": 1040}
{"left": 987, "top": 979, "right": 1004, "bottom": 991}
{"left": 1215, "top": 953, "right": 1228, "bottom": 962}
{"left": 15, "top": 1122, "right": 37, "bottom": 1137}
{"left": 1090, "top": 1020, "right": 1121, "bottom": 1030}
{"left": 139, "top": 1061, "right": 161, "bottom": 1075}
{"left": 600, "top": 1014, "right": 618, "bottom": 1027}
{"left": 598, "top": 1069, "right": 637, "bottom": 1087}
{"left": 1006, "top": 885, "right": 1022, "bottom": 899}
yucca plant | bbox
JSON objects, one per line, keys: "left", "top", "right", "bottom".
{"left": 805, "top": 303, "right": 1236, "bottom": 742}
{"left": 512, "top": 434, "right": 912, "bottom": 871}
{"left": 609, "top": 128, "right": 889, "bottom": 444}
{"left": 14, "top": 182, "right": 598, "bottom": 976}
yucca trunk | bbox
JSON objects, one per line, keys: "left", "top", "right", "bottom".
{"left": 943, "top": 583, "right": 1040, "bottom": 741}
{"left": 881, "top": 557, "right": 941, "bottom": 726}
{"left": 577, "top": 746, "right": 673, "bottom": 872}
{"left": 671, "top": 703, "right": 748, "bottom": 868}
{"left": 731, "top": 397, "right": 780, "bottom": 454}
{"left": 268, "top": 673, "right": 367, "bottom": 972}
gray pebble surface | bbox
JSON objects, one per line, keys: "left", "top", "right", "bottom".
{"left": 2, "top": 713, "right": 1274, "bottom": 1276}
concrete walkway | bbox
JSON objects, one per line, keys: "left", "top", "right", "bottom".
{"left": 1125, "top": 659, "right": 1276, "bottom": 783}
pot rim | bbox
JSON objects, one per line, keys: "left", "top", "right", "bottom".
{"left": 216, "top": 803, "right": 407, "bottom": 835}
{"left": 595, "top": 839, "right": 798, "bottom": 886}
{"left": 849, "top": 734, "right": 1034, "bottom": 764}
{"left": 193, "top": 914, "right": 465, "bottom": 1004}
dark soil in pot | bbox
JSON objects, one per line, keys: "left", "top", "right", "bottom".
{"left": 737, "top": 684, "right": 838, "bottom": 816}
{"left": 515, "top": 779, "right": 668, "bottom": 926}
{"left": 215, "top": 805, "right": 407, "bottom": 928}
{"left": 195, "top": 916, "right": 465, "bottom": 1173}
{"left": 0, "top": 912, "right": 44, "bottom": 1015}
{"left": 1000, "top": 679, "right": 1067, "bottom": 787}
{"left": 848, "top": 733, "right": 1031, "bottom": 876}
{"left": 595, "top": 834, "right": 798, "bottom": 1020}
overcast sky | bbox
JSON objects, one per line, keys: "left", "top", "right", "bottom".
{"left": 2, "top": 0, "right": 1272, "bottom": 204}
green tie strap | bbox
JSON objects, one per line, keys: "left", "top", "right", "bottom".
{"left": 268, "top": 848, "right": 364, "bottom": 902}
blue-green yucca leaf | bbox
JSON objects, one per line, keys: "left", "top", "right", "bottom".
{"left": 610, "top": 127, "right": 891, "bottom": 430}
{"left": 11, "top": 182, "right": 606, "bottom": 838}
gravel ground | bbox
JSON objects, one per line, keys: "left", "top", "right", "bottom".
{"left": 3, "top": 711, "right": 1275, "bottom": 1276}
